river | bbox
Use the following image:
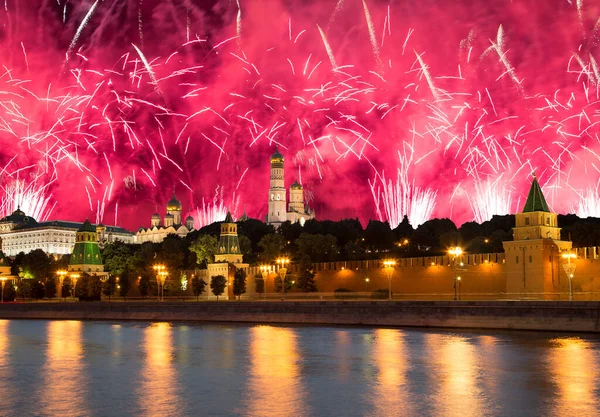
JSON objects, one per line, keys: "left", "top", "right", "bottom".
{"left": 0, "top": 320, "right": 598, "bottom": 417}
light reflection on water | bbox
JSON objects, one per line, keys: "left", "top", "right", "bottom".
{"left": 137, "top": 322, "right": 183, "bottom": 417}
{"left": 40, "top": 321, "right": 89, "bottom": 417}
{"left": 0, "top": 320, "right": 598, "bottom": 417}
{"left": 370, "top": 329, "right": 412, "bottom": 417}
{"left": 244, "top": 326, "right": 305, "bottom": 417}
{"left": 548, "top": 337, "right": 599, "bottom": 416}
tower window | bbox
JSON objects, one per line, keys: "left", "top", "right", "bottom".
{"left": 525, "top": 217, "right": 530, "bottom": 225}
{"left": 546, "top": 217, "right": 550, "bottom": 225}
{"left": 529, "top": 255, "right": 532, "bottom": 263}
{"left": 516, "top": 256, "right": 519, "bottom": 264}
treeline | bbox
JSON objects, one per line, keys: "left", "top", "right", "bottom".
{"left": 4, "top": 213, "right": 600, "bottom": 298}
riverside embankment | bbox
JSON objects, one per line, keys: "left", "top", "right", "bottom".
{"left": 1, "top": 301, "right": 600, "bottom": 332}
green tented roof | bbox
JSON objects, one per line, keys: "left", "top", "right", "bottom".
{"left": 522, "top": 176, "right": 550, "bottom": 213}
{"left": 224, "top": 211, "right": 233, "bottom": 223}
{"left": 78, "top": 219, "right": 96, "bottom": 233}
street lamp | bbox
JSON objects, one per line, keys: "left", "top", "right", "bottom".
{"left": 365, "top": 277, "right": 370, "bottom": 292}
{"left": 56, "top": 270, "right": 67, "bottom": 300}
{"left": 383, "top": 260, "right": 396, "bottom": 300}
{"left": 259, "top": 265, "right": 272, "bottom": 300}
{"left": 448, "top": 246, "right": 463, "bottom": 301}
{"left": 456, "top": 276, "right": 462, "bottom": 300}
{"left": 0, "top": 277, "right": 7, "bottom": 303}
{"left": 561, "top": 252, "right": 577, "bottom": 301}
{"left": 153, "top": 264, "right": 168, "bottom": 301}
{"left": 70, "top": 273, "right": 80, "bottom": 300}
{"left": 276, "top": 257, "right": 290, "bottom": 301}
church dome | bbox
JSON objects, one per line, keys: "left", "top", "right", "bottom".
{"left": 166, "top": 194, "right": 182, "bottom": 211}
{"left": 185, "top": 215, "right": 194, "bottom": 222}
{"left": 165, "top": 213, "right": 174, "bottom": 219}
{"left": 151, "top": 212, "right": 161, "bottom": 219}
{"left": 270, "top": 147, "right": 284, "bottom": 168}
{"left": 290, "top": 181, "right": 303, "bottom": 190}
{"left": 0, "top": 207, "right": 37, "bottom": 225}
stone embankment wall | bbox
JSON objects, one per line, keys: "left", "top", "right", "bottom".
{"left": 0, "top": 301, "right": 599, "bottom": 332}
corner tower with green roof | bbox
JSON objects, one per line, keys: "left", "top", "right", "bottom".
{"left": 69, "top": 219, "right": 106, "bottom": 275}
{"left": 215, "top": 212, "right": 243, "bottom": 264}
{"left": 502, "top": 174, "right": 572, "bottom": 298}
{"left": 207, "top": 211, "right": 249, "bottom": 300}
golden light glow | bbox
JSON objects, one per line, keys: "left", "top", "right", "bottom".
{"left": 138, "top": 323, "right": 181, "bottom": 416}
{"left": 427, "top": 334, "right": 483, "bottom": 417}
{"left": 41, "top": 321, "right": 88, "bottom": 416}
{"left": 371, "top": 329, "right": 412, "bottom": 415}
{"left": 0, "top": 320, "right": 15, "bottom": 408}
{"left": 548, "top": 337, "right": 598, "bottom": 416}
{"left": 448, "top": 246, "right": 463, "bottom": 257}
{"left": 562, "top": 253, "right": 577, "bottom": 259}
{"left": 244, "top": 326, "right": 304, "bottom": 416}
{"left": 383, "top": 260, "right": 396, "bottom": 268}
{"left": 276, "top": 257, "right": 290, "bottom": 266}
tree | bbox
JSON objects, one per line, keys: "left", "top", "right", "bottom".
{"left": 233, "top": 269, "right": 247, "bottom": 300}
{"left": 31, "top": 281, "right": 45, "bottom": 299}
{"left": 296, "top": 267, "right": 318, "bottom": 292}
{"left": 119, "top": 272, "right": 131, "bottom": 299}
{"left": 103, "top": 275, "right": 117, "bottom": 301}
{"left": 191, "top": 276, "right": 207, "bottom": 301}
{"left": 189, "top": 235, "right": 218, "bottom": 268}
{"left": 139, "top": 275, "right": 150, "bottom": 298}
{"left": 19, "top": 249, "right": 52, "bottom": 280}
{"left": 238, "top": 235, "right": 253, "bottom": 263}
{"left": 255, "top": 276, "right": 264, "bottom": 295}
{"left": 210, "top": 275, "right": 227, "bottom": 301}
{"left": 363, "top": 220, "right": 395, "bottom": 252}
{"left": 45, "top": 277, "right": 57, "bottom": 299}
{"left": 257, "top": 233, "right": 286, "bottom": 263}
{"left": 274, "top": 276, "right": 293, "bottom": 293}
{"left": 88, "top": 275, "right": 102, "bottom": 301}
{"left": 295, "top": 233, "right": 338, "bottom": 263}
{"left": 2, "top": 281, "right": 16, "bottom": 302}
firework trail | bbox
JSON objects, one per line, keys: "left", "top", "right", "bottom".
{"left": 0, "top": 0, "right": 599, "bottom": 232}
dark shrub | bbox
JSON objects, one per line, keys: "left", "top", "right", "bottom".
{"left": 371, "top": 288, "right": 391, "bottom": 299}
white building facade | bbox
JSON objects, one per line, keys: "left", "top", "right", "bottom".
{"left": 135, "top": 194, "right": 195, "bottom": 243}
{"left": 0, "top": 208, "right": 134, "bottom": 256}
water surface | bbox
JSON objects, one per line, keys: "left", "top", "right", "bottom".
{"left": 0, "top": 320, "right": 598, "bottom": 417}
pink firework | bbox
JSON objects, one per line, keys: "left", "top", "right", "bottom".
{"left": 0, "top": 0, "right": 599, "bottom": 231}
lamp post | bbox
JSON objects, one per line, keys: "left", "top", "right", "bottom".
{"left": 56, "top": 270, "right": 67, "bottom": 300}
{"left": 365, "top": 277, "right": 370, "bottom": 292}
{"left": 153, "top": 264, "right": 167, "bottom": 301}
{"left": 276, "top": 257, "right": 290, "bottom": 301}
{"left": 0, "top": 277, "right": 7, "bottom": 303}
{"left": 456, "top": 276, "right": 462, "bottom": 300}
{"left": 449, "top": 246, "right": 463, "bottom": 301}
{"left": 70, "top": 273, "right": 80, "bottom": 300}
{"left": 259, "top": 265, "right": 271, "bottom": 300}
{"left": 561, "top": 252, "right": 577, "bottom": 301}
{"left": 383, "top": 260, "right": 396, "bottom": 300}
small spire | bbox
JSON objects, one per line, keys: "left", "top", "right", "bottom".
{"left": 532, "top": 171, "right": 536, "bottom": 179}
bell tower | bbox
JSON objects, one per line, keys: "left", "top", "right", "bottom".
{"left": 502, "top": 174, "right": 572, "bottom": 298}
{"left": 267, "top": 147, "right": 287, "bottom": 227}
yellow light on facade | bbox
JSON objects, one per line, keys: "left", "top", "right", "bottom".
{"left": 383, "top": 260, "right": 396, "bottom": 268}
{"left": 448, "top": 247, "right": 463, "bottom": 257}
{"left": 562, "top": 253, "right": 577, "bottom": 259}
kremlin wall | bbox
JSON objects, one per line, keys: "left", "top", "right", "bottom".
{"left": 4, "top": 149, "right": 600, "bottom": 302}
